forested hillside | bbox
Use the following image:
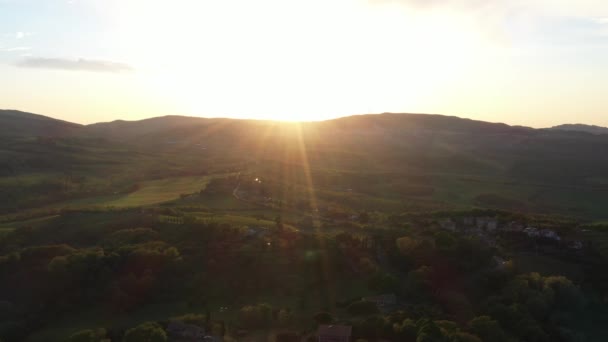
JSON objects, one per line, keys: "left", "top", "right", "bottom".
{"left": 3, "top": 111, "right": 608, "bottom": 218}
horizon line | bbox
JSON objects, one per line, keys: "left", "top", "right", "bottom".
{"left": 0, "top": 108, "right": 603, "bottom": 130}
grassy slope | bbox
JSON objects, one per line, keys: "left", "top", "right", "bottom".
{"left": 38, "top": 174, "right": 229, "bottom": 210}
{"left": 103, "top": 175, "right": 212, "bottom": 207}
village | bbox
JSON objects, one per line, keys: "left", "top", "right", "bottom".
{"left": 436, "top": 216, "right": 585, "bottom": 251}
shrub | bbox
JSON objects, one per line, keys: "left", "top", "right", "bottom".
{"left": 313, "top": 311, "right": 333, "bottom": 324}
{"left": 68, "top": 328, "right": 107, "bottom": 342}
{"left": 347, "top": 300, "right": 379, "bottom": 316}
{"left": 123, "top": 322, "right": 167, "bottom": 342}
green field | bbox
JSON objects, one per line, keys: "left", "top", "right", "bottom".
{"left": 104, "top": 176, "right": 212, "bottom": 207}
{"left": 46, "top": 175, "right": 222, "bottom": 210}
{"left": 0, "top": 214, "right": 59, "bottom": 230}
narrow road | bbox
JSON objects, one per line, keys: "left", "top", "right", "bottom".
{"left": 232, "top": 172, "right": 241, "bottom": 200}
{"left": 230, "top": 173, "right": 266, "bottom": 208}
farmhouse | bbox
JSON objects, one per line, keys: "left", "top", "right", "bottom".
{"left": 504, "top": 221, "right": 525, "bottom": 232}
{"left": 486, "top": 219, "right": 498, "bottom": 231}
{"left": 539, "top": 229, "right": 560, "bottom": 241}
{"left": 476, "top": 217, "right": 489, "bottom": 229}
{"left": 462, "top": 217, "right": 475, "bottom": 226}
{"left": 465, "top": 226, "right": 483, "bottom": 236}
{"left": 438, "top": 218, "right": 456, "bottom": 231}
{"left": 524, "top": 227, "right": 540, "bottom": 237}
{"left": 568, "top": 240, "right": 584, "bottom": 250}
{"left": 475, "top": 217, "right": 498, "bottom": 231}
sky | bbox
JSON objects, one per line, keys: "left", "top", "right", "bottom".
{"left": 1, "top": 0, "right": 608, "bottom": 127}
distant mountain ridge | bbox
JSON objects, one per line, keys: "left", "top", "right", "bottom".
{"left": 549, "top": 124, "right": 608, "bottom": 135}
{"left": 0, "top": 109, "right": 81, "bottom": 137}
{"left": 3, "top": 109, "right": 608, "bottom": 218}
{"left": 82, "top": 115, "right": 216, "bottom": 141}
{"left": 3, "top": 109, "right": 607, "bottom": 139}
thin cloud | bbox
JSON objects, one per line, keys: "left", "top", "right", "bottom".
{"left": 16, "top": 57, "right": 134, "bottom": 73}
{"left": 3, "top": 46, "right": 31, "bottom": 52}
{"left": 593, "top": 17, "right": 608, "bottom": 24}
{"left": 370, "top": 0, "right": 608, "bottom": 45}
{"left": 15, "top": 31, "right": 33, "bottom": 39}
{"left": 2, "top": 31, "right": 33, "bottom": 39}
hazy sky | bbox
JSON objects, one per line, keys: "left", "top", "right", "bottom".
{"left": 1, "top": 0, "right": 608, "bottom": 127}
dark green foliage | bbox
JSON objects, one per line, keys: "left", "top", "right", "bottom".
{"left": 348, "top": 300, "right": 380, "bottom": 316}
{"left": 368, "top": 272, "right": 400, "bottom": 293}
{"left": 0, "top": 321, "right": 26, "bottom": 342}
{"left": 483, "top": 272, "right": 590, "bottom": 342}
{"left": 0, "top": 210, "right": 605, "bottom": 341}
{"left": 353, "top": 315, "right": 390, "bottom": 340}
{"left": 238, "top": 303, "right": 274, "bottom": 328}
{"left": 103, "top": 228, "right": 159, "bottom": 248}
{"left": 467, "top": 316, "right": 509, "bottom": 342}
{"left": 170, "top": 313, "right": 207, "bottom": 327}
{"left": 450, "top": 332, "right": 482, "bottom": 342}
{"left": 68, "top": 328, "right": 107, "bottom": 342}
{"left": 358, "top": 211, "right": 370, "bottom": 224}
{"left": 415, "top": 319, "right": 449, "bottom": 342}
{"left": 123, "top": 322, "right": 166, "bottom": 342}
{"left": 393, "top": 318, "right": 417, "bottom": 341}
{"left": 313, "top": 311, "right": 333, "bottom": 324}
{"left": 405, "top": 266, "right": 434, "bottom": 297}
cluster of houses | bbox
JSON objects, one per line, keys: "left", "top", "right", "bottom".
{"left": 438, "top": 216, "right": 499, "bottom": 233}
{"left": 437, "top": 216, "right": 584, "bottom": 250}
{"left": 522, "top": 227, "right": 560, "bottom": 240}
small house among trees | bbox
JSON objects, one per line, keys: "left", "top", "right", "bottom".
{"left": 362, "top": 293, "right": 397, "bottom": 313}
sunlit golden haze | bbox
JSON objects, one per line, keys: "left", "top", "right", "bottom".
{"left": 111, "top": 0, "right": 482, "bottom": 121}
{"left": 2, "top": 0, "right": 608, "bottom": 126}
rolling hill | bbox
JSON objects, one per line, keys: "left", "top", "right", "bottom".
{"left": 549, "top": 123, "right": 608, "bottom": 135}
{"left": 2, "top": 110, "right": 608, "bottom": 218}
{"left": 0, "top": 110, "right": 81, "bottom": 137}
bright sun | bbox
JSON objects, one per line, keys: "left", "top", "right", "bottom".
{"left": 112, "top": 0, "right": 486, "bottom": 121}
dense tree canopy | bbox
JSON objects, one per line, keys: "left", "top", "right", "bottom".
{"left": 123, "top": 322, "right": 166, "bottom": 342}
